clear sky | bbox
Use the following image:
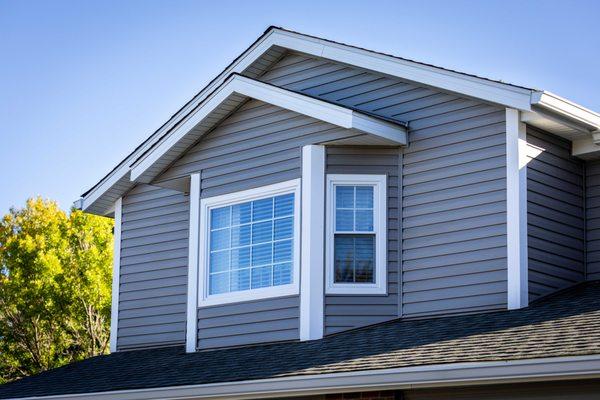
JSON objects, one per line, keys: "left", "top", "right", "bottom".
{"left": 1, "top": 0, "right": 599, "bottom": 213}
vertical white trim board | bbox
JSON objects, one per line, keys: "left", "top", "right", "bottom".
{"left": 186, "top": 173, "right": 201, "bottom": 353}
{"left": 300, "top": 145, "right": 325, "bottom": 341}
{"left": 109, "top": 198, "right": 122, "bottom": 353}
{"left": 506, "top": 108, "right": 529, "bottom": 309}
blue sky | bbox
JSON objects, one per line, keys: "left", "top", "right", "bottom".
{"left": 1, "top": 0, "right": 599, "bottom": 213}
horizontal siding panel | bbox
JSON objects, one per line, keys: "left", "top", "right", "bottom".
{"left": 587, "top": 160, "right": 600, "bottom": 282}
{"left": 117, "top": 185, "right": 188, "bottom": 350}
{"left": 197, "top": 296, "right": 300, "bottom": 349}
{"left": 526, "top": 128, "right": 584, "bottom": 301}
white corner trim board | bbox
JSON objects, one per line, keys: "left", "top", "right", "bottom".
{"left": 300, "top": 145, "right": 325, "bottom": 341}
{"left": 129, "top": 74, "right": 406, "bottom": 183}
{"left": 196, "top": 179, "right": 301, "bottom": 308}
{"left": 13, "top": 354, "right": 600, "bottom": 400}
{"left": 109, "top": 198, "right": 122, "bottom": 353}
{"left": 506, "top": 108, "right": 528, "bottom": 309}
{"left": 186, "top": 173, "right": 201, "bottom": 353}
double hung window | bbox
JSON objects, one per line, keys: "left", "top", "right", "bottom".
{"left": 326, "top": 174, "right": 387, "bottom": 294}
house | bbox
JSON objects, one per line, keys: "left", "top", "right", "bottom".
{"left": 2, "top": 26, "right": 600, "bottom": 399}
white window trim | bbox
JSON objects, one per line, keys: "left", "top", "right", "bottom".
{"left": 326, "top": 174, "right": 387, "bottom": 295}
{"left": 197, "top": 179, "right": 301, "bottom": 307}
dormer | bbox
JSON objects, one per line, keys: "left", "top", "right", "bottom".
{"left": 74, "top": 27, "right": 600, "bottom": 353}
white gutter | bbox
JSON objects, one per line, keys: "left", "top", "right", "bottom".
{"left": 531, "top": 91, "right": 600, "bottom": 133}
{"left": 11, "top": 355, "right": 600, "bottom": 400}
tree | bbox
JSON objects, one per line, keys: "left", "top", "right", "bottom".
{"left": 0, "top": 198, "right": 113, "bottom": 383}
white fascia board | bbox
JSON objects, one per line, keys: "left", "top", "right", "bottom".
{"left": 270, "top": 29, "right": 534, "bottom": 111}
{"left": 13, "top": 355, "right": 600, "bottom": 400}
{"left": 109, "top": 198, "right": 122, "bottom": 352}
{"left": 79, "top": 168, "right": 130, "bottom": 214}
{"left": 130, "top": 75, "right": 406, "bottom": 182}
{"left": 506, "top": 108, "right": 528, "bottom": 309}
{"left": 185, "top": 173, "right": 201, "bottom": 353}
{"left": 531, "top": 91, "right": 600, "bottom": 131}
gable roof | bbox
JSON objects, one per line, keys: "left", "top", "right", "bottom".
{"left": 76, "top": 26, "right": 600, "bottom": 216}
{"left": 130, "top": 74, "right": 407, "bottom": 184}
{"left": 2, "top": 280, "right": 600, "bottom": 400}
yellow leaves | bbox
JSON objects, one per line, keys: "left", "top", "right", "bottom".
{"left": 0, "top": 197, "right": 114, "bottom": 382}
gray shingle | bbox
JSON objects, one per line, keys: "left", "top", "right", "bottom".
{"left": 1, "top": 281, "right": 600, "bottom": 399}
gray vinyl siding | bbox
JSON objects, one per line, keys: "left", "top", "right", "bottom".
{"left": 118, "top": 184, "right": 189, "bottom": 350}
{"left": 196, "top": 296, "right": 299, "bottom": 349}
{"left": 324, "top": 146, "right": 400, "bottom": 334}
{"left": 526, "top": 127, "right": 585, "bottom": 300}
{"left": 260, "top": 52, "right": 509, "bottom": 318}
{"left": 586, "top": 159, "right": 600, "bottom": 281}
{"left": 157, "top": 99, "right": 358, "bottom": 349}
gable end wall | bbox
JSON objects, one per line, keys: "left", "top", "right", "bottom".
{"left": 261, "top": 52, "right": 509, "bottom": 319}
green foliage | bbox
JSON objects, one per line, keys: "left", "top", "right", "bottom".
{"left": 0, "top": 198, "right": 113, "bottom": 383}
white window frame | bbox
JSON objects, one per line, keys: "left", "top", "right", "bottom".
{"left": 326, "top": 174, "right": 387, "bottom": 295}
{"left": 197, "top": 179, "right": 301, "bottom": 307}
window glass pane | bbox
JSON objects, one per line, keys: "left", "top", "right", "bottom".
{"left": 273, "top": 263, "right": 292, "bottom": 286}
{"left": 252, "top": 243, "right": 272, "bottom": 266}
{"left": 210, "top": 228, "right": 230, "bottom": 251}
{"left": 230, "top": 269, "right": 250, "bottom": 292}
{"left": 274, "top": 217, "right": 293, "bottom": 240}
{"left": 251, "top": 266, "right": 272, "bottom": 288}
{"left": 231, "top": 202, "right": 251, "bottom": 225}
{"left": 211, "top": 207, "right": 230, "bottom": 230}
{"left": 355, "top": 186, "right": 374, "bottom": 208}
{"left": 230, "top": 247, "right": 250, "bottom": 269}
{"left": 207, "top": 191, "right": 295, "bottom": 296}
{"left": 355, "top": 210, "right": 374, "bottom": 231}
{"left": 334, "top": 235, "right": 355, "bottom": 283}
{"left": 274, "top": 193, "right": 294, "bottom": 217}
{"left": 252, "top": 198, "right": 273, "bottom": 221}
{"left": 336, "top": 186, "right": 354, "bottom": 208}
{"left": 336, "top": 209, "right": 354, "bottom": 231}
{"left": 273, "top": 239, "right": 293, "bottom": 263}
{"left": 355, "top": 236, "right": 375, "bottom": 283}
{"left": 231, "top": 224, "right": 251, "bottom": 247}
{"left": 252, "top": 221, "right": 272, "bottom": 244}
{"left": 334, "top": 234, "right": 375, "bottom": 284}
{"left": 209, "top": 250, "right": 229, "bottom": 273}
{"left": 209, "top": 272, "right": 229, "bottom": 295}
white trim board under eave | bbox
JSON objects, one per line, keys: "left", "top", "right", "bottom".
{"left": 129, "top": 75, "right": 406, "bottom": 183}
{"left": 11, "top": 354, "right": 600, "bottom": 400}
{"left": 109, "top": 198, "right": 122, "bottom": 353}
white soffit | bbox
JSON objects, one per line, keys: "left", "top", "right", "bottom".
{"left": 129, "top": 74, "right": 407, "bottom": 183}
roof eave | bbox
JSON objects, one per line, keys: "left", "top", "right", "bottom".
{"left": 129, "top": 74, "right": 407, "bottom": 183}
{"left": 531, "top": 91, "right": 600, "bottom": 132}
{"left": 9, "top": 354, "right": 600, "bottom": 400}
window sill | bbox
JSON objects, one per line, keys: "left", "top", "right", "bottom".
{"left": 325, "top": 284, "right": 387, "bottom": 295}
{"left": 198, "top": 283, "right": 299, "bottom": 308}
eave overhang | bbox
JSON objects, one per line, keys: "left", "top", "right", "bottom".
{"left": 76, "top": 26, "right": 600, "bottom": 216}
{"left": 9, "top": 355, "right": 600, "bottom": 400}
{"left": 130, "top": 74, "right": 407, "bottom": 184}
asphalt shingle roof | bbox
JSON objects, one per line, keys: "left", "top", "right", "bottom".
{"left": 2, "top": 281, "right": 600, "bottom": 399}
